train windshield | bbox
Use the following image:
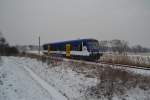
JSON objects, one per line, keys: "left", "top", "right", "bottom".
{"left": 87, "top": 41, "right": 100, "bottom": 50}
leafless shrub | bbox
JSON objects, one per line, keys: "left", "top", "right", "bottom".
{"left": 97, "top": 67, "right": 129, "bottom": 99}
{"left": 18, "top": 53, "right": 63, "bottom": 68}
{"left": 67, "top": 60, "right": 98, "bottom": 76}
{"left": 39, "top": 56, "right": 63, "bottom": 67}
{"left": 48, "top": 59, "right": 62, "bottom": 67}
{"left": 87, "top": 65, "right": 150, "bottom": 100}
{"left": 147, "top": 57, "right": 150, "bottom": 65}
{"left": 0, "top": 56, "right": 2, "bottom": 66}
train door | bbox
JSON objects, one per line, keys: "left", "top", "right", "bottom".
{"left": 48, "top": 45, "right": 51, "bottom": 55}
{"left": 66, "top": 44, "right": 71, "bottom": 57}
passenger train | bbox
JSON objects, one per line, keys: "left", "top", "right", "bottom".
{"left": 43, "top": 39, "right": 103, "bottom": 61}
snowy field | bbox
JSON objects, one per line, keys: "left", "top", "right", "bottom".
{"left": 0, "top": 56, "right": 150, "bottom": 100}
{"left": 0, "top": 57, "right": 67, "bottom": 100}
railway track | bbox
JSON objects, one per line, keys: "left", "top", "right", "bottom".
{"left": 100, "top": 62, "right": 150, "bottom": 70}
{"left": 65, "top": 58, "right": 150, "bottom": 71}
{"left": 40, "top": 55, "right": 150, "bottom": 71}
{"left": 25, "top": 53, "right": 150, "bottom": 71}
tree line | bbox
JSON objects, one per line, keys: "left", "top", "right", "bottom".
{"left": 99, "top": 39, "right": 150, "bottom": 54}
{"left": 0, "top": 32, "right": 19, "bottom": 56}
{"left": 0, "top": 32, "right": 149, "bottom": 55}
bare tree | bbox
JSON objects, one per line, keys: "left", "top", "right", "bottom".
{"left": 99, "top": 40, "right": 109, "bottom": 52}
{"left": 0, "top": 32, "right": 7, "bottom": 55}
{"left": 110, "top": 39, "right": 129, "bottom": 54}
{"left": 131, "top": 45, "right": 150, "bottom": 53}
{"left": 0, "top": 32, "right": 18, "bottom": 56}
{"left": 0, "top": 32, "right": 8, "bottom": 46}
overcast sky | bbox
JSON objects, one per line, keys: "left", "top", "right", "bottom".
{"left": 0, "top": 0, "right": 150, "bottom": 47}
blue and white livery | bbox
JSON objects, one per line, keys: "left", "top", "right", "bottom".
{"left": 43, "top": 39, "right": 103, "bottom": 61}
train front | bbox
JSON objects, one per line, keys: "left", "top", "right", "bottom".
{"left": 86, "top": 39, "right": 103, "bottom": 60}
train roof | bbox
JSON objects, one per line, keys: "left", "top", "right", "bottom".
{"left": 43, "top": 38, "right": 98, "bottom": 46}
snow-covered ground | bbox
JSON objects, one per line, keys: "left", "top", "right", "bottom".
{"left": 1, "top": 56, "right": 150, "bottom": 100}
{"left": 12, "top": 57, "right": 97, "bottom": 100}
{"left": 0, "top": 57, "right": 67, "bottom": 100}
{"left": 27, "top": 50, "right": 43, "bottom": 55}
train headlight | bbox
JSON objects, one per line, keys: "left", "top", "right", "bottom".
{"left": 83, "top": 46, "right": 87, "bottom": 51}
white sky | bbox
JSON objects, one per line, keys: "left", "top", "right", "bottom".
{"left": 0, "top": 0, "right": 150, "bottom": 47}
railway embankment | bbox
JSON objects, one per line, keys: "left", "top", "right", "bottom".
{"left": 12, "top": 53, "right": 150, "bottom": 100}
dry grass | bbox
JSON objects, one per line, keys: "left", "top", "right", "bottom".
{"left": 66, "top": 60, "right": 96, "bottom": 75}
{"left": 100, "top": 54, "right": 150, "bottom": 67}
{"left": 86, "top": 65, "right": 150, "bottom": 100}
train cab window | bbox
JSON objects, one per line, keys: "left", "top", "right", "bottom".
{"left": 87, "top": 41, "right": 100, "bottom": 50}
{"left": 78, "top": 44, "right": 82, "bottom": 51}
